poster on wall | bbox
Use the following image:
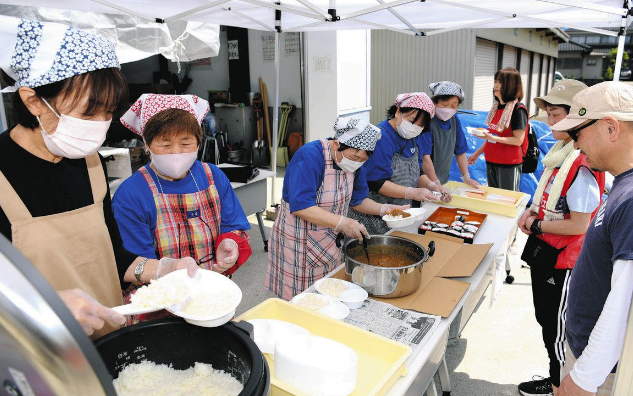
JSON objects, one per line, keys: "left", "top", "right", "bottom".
{"left": 262, "top": 34, "right": 275, "bottom": 62}
{"left": 285, "top": 33, "right": 299, "bottom": 56}
{"left": 228, "top": 40, "right": 239, "bottom": 60}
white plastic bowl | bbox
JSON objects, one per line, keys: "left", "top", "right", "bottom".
{"left": 275, "top": 335, "right": 358, "bottom": 396}
{"left": 382, "top": 207, "right": 426, "bottom": 229}
{"left": 339, "top": 288, "right": 368, "bottom": 309}
{"left": 247, "top": 319, "right": 310, "bottom": 356}
{"left": 166, "top": 269, "right": 242, "bottom": 327}
{"left": 318, "top": 302, "right": 350, "bottom": 320}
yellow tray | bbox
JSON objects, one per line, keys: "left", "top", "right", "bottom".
{"left": 438, "top": 181, "right": 528, "bottom": 217}
{"left": 236, "top": 298, "right": 411, "bottom": 396}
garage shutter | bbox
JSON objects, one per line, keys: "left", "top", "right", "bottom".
{"left": 531, "top": 53, "right": 542, "bottom": 109}
{"left": 473, "top": 38, "right": 497, "bottom": 111}
{"left": 519, "top": 49, "right": 531, "bottom": 113}
{"left": 541, "top": 55, "right": 549, "bottom": 98}
{"left": 502, "top": 45, "right": 517, "bottom": 69}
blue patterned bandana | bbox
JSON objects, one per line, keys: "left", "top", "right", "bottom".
{"left": 0, "top": 16, "right": 119, "bottom": 92}
{"left": 333, "top": 117, "right": 381, "bottom": 152}
{"left": 428, "top": 81, "right": 465, "bottom": 101}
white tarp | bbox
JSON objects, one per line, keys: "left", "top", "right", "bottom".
{"left": 1, "top": 0, "right": 628, "bottom": 34}
{"left": 0, "top": 4, "right": 220, "bottom": 64}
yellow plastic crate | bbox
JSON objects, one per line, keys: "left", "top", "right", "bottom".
{"left": 438, "top": 181, "right": 528, "bottom": 217}
{"left": 236, "top": 298, "right": 411, "bottom": 396}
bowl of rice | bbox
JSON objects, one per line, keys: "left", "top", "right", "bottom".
{"left": 167, "top": 269, "right": 242, "bottom": 327}
{"left": 382, "top": 208, "right": 426, "bottom": 228}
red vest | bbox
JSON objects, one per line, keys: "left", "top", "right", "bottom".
{"left": 537, "top": 154, "right": 606, "bottom": 269}
{"left": 484, "top": 104, "right": 529, "bottom": 165}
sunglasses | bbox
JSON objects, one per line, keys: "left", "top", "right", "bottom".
{"left": 566, "top": 119, "right": 598, "bottom": 142}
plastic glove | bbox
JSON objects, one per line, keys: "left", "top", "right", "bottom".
{"left": 58, "top": 289, "right": 126, "bottom": 336}
{"left": 335, "top": 216, "right": 368, "bottom": 241}
{"left": 404, "top": 187, "right": 435, "bottom": 202}
{"left": 379, "top": 203, "right": 411, "bottom": 216}
{"left": 154, "top": 256, "right": 198, "bottom": 280}
{"left": 462, "top": 175, "right": 481, "bottom": 188}
{"left": 427, "top": 181, "right": 451, "bottom": 203}
{"left": 214, "top": 239, "right": 239, "bottom": 273}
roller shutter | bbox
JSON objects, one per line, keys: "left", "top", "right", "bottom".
{"left": 473, "top": 38, "right": 497, "bottom": 111}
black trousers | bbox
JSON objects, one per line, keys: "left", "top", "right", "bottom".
{"left": 521, "top": 235, "right": 572, "bottom": 387}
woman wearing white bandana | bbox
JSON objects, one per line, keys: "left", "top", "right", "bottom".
{"left": 0, "top": 17, "right": 196, "bottom": 338}
{"left": 266, "top": 117, "right": 407, "bottom": 300}
{"left": 516, "top": 80, "right": 605, "bottom": 396}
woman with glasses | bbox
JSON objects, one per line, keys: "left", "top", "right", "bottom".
{"left": 113, "top": 94, "right": 251, "bottom": 322}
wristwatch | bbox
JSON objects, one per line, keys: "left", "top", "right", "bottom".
{"left": 134, "top": 258, "right": 149, "bottom": 282}
{"left": 530, "top": 219, "right": 543, "bottom": 235}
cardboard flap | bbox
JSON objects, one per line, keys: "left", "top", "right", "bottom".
{"left": 374, "top": 277, "right": 469, "bottom": 318}
{"left": 436, "top": 243, "right": 493, "bottom": 278}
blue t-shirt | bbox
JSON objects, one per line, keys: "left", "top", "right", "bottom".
{"left": 566, "top": 167, "right": 633, "bottom": 361}
{"left": 419, "top": 116, "right": 469, "bottom": 156}
{"left": 281, "top": 139, "right": 369, "bottom": 213}
{"left": 112, "top": 160, "right": 250, "bottom": 259}
{"left": 363, "top": 119, "right": 425, "bottom": 182}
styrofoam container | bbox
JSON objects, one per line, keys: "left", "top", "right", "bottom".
{"left": 339, "top": 289, "right": 368, "bottom": 309}
{"left": 275, "top": 335, "right": 358, "bottom": 396}
{"left": 292, "top": 293, "right": 350, "bottom": 320}
{"left": 248, "top": 319, "right": 310, "bottom": 356}
{"left": 382, "top": 207, "right": 426, "bottom": 229}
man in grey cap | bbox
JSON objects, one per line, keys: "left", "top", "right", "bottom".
{"left": 551, "top": 81, "right": 633, "bottom": 396}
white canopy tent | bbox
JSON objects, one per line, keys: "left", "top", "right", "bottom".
{"left": 1, "top": 0, "right": 632, "bottom": 212}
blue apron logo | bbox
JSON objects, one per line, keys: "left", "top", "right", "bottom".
{"left": 186, "top": 209, "right": 201, "bottom": 219}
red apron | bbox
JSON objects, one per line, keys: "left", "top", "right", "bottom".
{"left": 484, "top": 104, "right": 529, "bottom": 165}
{"left": 266, "top": 140, "right": 354, "bottom": 300}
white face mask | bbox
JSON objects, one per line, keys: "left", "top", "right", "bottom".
{"left": 149, "top": 148, "right": 198, "bottom": 179}
{"left": 334, "top": 150, "right": 365, "bottom": 173}
{"left": 435, "top": 107, "right": 457, "bottom": 122}
{"left": 37, "top": 98, "right": 111, "bottom": 159}
{"left": 396, "top": 119, "right": 423, "bottom": 139}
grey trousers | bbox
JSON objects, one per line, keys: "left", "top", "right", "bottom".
{"left": 486, "top": 163, "right": 522, "bottom": 191}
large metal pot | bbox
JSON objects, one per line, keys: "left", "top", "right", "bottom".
{"left": 339, "top": 235, "right": 435, "bottom": 298}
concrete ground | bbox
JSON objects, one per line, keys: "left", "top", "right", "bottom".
{"left": 231, "top": 172, "right": 545, "bottom": 396}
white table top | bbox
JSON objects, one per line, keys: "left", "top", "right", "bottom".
{"left": 216, "top": 163, "right": 276, "bottom": 188}
{"left": 383, "top": 200, "right": 527, "bottom": 395}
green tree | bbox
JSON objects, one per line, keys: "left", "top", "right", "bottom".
{"left": 605, "top": 48, "right": 630, "bottom": 80}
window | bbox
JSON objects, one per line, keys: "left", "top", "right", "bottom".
{"left": 560, "top": 58, "right": 582, "bottom": 69}
{"left": 337, "top": 30, "right": 370, "bottom": 112}
{"left": 601, "top": 36, "right": 617, "bottom": 44}
{"left": 575, "top": 36, "right": 586, "bottom": 44}
{"left": 587, "top": 58, "right": 597, "bottom": 66}
{"left": 586, "top": 36, "right": 601, "bottom": 44}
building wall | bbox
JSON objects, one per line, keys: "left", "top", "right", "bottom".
{"left": 370, "top": 29, "right": 477, "bottom": 125}
{"left": 475, "top": 28, "right": 559, "bottom": 58}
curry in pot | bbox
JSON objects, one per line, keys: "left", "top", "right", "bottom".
{"left": 347, "top": 245, "right": 420, "bottom": 268}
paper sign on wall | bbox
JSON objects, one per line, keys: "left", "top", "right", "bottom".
{"left": 262, "top": 34, "right": 275, "bottom": 62}
{"left": 228, "top": 40, "right": 239, "bottom": 60}
{"left": 313, "top": 57, "right": 332, "bottom": 72}
{"left": 285, "top": 32, "right": 299, "bottom": 56}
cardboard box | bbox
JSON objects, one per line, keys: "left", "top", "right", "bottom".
{"left": 331, "top": 231, "right": 493, "bottom": 318}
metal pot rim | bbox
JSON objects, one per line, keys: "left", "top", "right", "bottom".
{"left": 342, "top": 235, "right": 429, "bottom": 270}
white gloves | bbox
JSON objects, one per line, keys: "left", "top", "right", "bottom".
{"left": 58, "top": 289, "right": 126, "bottom": 336}
{"left": 426, "top": 181, "right": 452, "bottom": 203}
{"left": 379, "top": 203, "right": 411, "bottom": 216}
{"left": 214, "top": 239, "right": 239, "bottom": 272}
{"left": 404, "top": 187, "right": 436, "bottom": 202}
{"left": 154, "top": 257, "right": 198, "bottom": 280}
{"left": 335, "top": 216, "right": 368, "bottom": 241}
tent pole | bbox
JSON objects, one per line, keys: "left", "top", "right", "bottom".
{"left": 271, "top": 9, "right": 282, "bottom": 207}
{"left": 613, "top": 1, "right": 631, "bottom": 82}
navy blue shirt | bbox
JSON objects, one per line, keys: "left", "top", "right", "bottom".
{"left": 566, "top": 167, "right": 633, "bottom": 361}
{"left": 281, "top": 139, "right": 369, "bottom": 213}
{"left": 363, "top": 119, "right": 426, "bottom": 183}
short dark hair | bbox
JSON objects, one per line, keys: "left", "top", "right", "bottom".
{"left": 431, "top": 94, "right": 463, "bottom": 105}
{"left": 143, "top": 108, "right": 203, "bottom": 147}
{"left": 386, "top": 105, "right": 432, "bottom": 133}
{"left": 1, "top": 68, "right": 129, "bottom": 129}
{"left": 494, "top": 68, "right": 523, "bottom": 103}
{"left": 544, "top": 103, "right": 571, "bottom": 114}
{"left": 338, "top": 142, "right": 373, "bottom": 157}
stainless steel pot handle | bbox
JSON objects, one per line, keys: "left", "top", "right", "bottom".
{"left": 427, "top": 241, "right": 435, "bottom": 257}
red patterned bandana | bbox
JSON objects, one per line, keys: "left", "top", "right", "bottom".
{"left": 394, "top": 92, "right": 435, "bottom": 118}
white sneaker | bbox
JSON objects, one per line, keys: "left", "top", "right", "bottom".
{"left": 508, "top": 242, "right": 520, "bottom": 255}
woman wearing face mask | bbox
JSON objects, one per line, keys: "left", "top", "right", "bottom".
{"left": 113, "top": 95, "right": 252, "bottom": 320}
{"left": 421, "top": 81, "right": 480, "bottom": 190}
{"left": 0, "top": 17, "right": 196, "bottom": 338}
{"left": 266, "top": 117, "right": 407, "bottom": 300}
{"left": 348, "top": 92, "right": 443, "bottom": 235}
{"left": 468, "top": 68, "right": 529, "bottom": 191}
{"left": 516, "top": 80, "right": 605, "bottom": 396}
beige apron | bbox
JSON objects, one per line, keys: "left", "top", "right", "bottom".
{"left": 0, "top": 153, "right": 123, "bottom": 338}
